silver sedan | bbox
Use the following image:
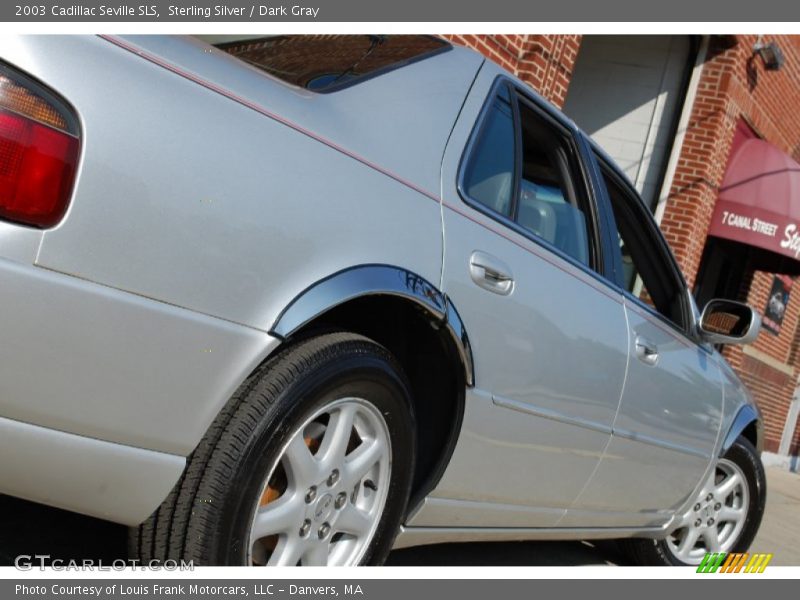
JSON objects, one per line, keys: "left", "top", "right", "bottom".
{"left": 0, "top": 34, "right": 766, "bottom": 566}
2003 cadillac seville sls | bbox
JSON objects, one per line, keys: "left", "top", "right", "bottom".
{"left": 0, "top": 34, "right": 767, "bottom": 566}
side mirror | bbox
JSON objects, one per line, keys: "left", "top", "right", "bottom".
{"left": 699, "top": 299, "right": 761, "bottom": 345}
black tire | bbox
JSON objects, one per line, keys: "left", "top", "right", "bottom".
{"left": 129, "top": 332, "right": 416, "bottom": 566}
{"left": 622, "top": 435, "right": 766, "bottom": 566}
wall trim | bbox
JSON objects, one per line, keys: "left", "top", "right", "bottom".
{"left": 743, "top": 345, "right": 796, "bottom": 377}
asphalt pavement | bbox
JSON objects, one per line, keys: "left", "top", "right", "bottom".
{"left": 1, "top": 467, "right": 797, "bottom": 567}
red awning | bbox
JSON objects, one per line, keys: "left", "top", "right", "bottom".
{"left": 708, "top": 138, "right": 800, "bottom": 268}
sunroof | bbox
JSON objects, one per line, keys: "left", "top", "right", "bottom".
{"left": 212, "top": 35, "right": 450, "bottom": 93}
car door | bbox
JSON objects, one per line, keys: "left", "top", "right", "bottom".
{"left": 406, "top": 68, "right": 630, "bottom": 529}
{"left": 563, "top": 155, "right": 723, "bottom": 528}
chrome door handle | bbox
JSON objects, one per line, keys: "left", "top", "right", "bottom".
{"left": 469, "top": 251, "right": 514, "bottom": 296}
{"left": 635, "top": 335, "right": 659, "bottom": 366}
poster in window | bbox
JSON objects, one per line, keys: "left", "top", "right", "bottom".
{"left": 763, "top": 275, "right": 792, "bottom": 335}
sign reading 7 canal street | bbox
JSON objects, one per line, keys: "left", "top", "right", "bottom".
{"left": 696, "top": 552, "right": 773, "bottom": 573}
{"left": 708, "top": 202, "right": 800, "bottom": 261}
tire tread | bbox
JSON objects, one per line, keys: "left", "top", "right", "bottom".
{"left": 128, "top": 332, "right": 408, "bottom": 566}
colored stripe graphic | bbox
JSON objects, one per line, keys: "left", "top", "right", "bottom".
{"left": 720, "top": 553, "right": 737, "bottom": 573}
{"left": 696, "top": 552, "right": 773, "bottom": 573}
{"left": 697, "top": 553, "right": 726, "bottom": 573}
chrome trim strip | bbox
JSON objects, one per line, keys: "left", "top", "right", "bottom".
{"left": 613, "top": 427, "right": 711, "bottom": 460}
{"left": 270, "top": 264, "right": 474, "bottom": 386}
{"left": 443, "top": 296, "right": 475, "bottom": 388}
{"left": 393, "top": 522, "right": 671, "bottom": 549}
{"left": 270, "top": 264, "right": 445, "bottom": 336}
{"left": 492, "top": 394, "right": 613, "bottom": 436}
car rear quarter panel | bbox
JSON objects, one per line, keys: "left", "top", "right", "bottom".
{"left": 0, "top": 35, "right": 480, "bottom": 452}
{"left": 0, "top": 35, "right": 481, "bottom": 523}
{"left": 8, "top": 35, "right": 481, "bottom": 331}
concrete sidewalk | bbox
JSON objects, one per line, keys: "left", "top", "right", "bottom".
{"left": 749, "top": 466, "right": 800, "bottom": 565}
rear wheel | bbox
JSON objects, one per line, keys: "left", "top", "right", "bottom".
{"left": 623, "top": 435, "right": 766, "bottom": 566}
{"left": 130, "top": 332, "right": 415, "bottom": 566}
{"left": 248, "top": 396, "right": 394, "bottom": 565}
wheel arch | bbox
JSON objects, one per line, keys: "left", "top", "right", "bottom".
{"left": 721, "top": 404, "right": 764, "bottom": 456}
{"left": 270, "top": 264, "right": 474, "bottom": 386}
{"left": 268, "top": 264, "right": 473, "bottom": 512}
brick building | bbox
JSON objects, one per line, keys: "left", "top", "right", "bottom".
{"left": 446, "top": 34, "right": 800, "bottom": 470}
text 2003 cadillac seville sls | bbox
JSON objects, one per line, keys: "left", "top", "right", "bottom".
{"left": 0, "top": 35, "right": 766, "bottom": 566}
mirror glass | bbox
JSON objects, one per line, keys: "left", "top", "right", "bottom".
{"left": 700, "top": 299, "right": 754, "bottom": 339}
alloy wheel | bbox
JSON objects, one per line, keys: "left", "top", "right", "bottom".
{"left": 666, "top": 458, "right": 749, "bottom": 564}
{"left": 246, "top": 397, "right": 392, "bottom": 566}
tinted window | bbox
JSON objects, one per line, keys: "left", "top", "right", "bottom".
{"left": 462, "top": 85, "right": 592, "bottom": 266}
{"left": 209, "top": 35, "right": 449, "bottom": 92}
{"left": 462, "top": 90, "right": 516, "bottom": 218}
{"left": 516, "top": 101, "right": 589, "bottom": 265}
{"left": 602, "top": 167, "right": 686, "bottom": 328}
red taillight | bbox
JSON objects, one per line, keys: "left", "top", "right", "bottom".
{"left": 0, "top": 66, "right": 79, "bottom": 228}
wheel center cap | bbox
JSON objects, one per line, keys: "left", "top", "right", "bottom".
{"left": 314, "top": 493, "right": 334, "bottom": 522}
{"left": 702, "top": 505, "right": 712, "bottom": 519}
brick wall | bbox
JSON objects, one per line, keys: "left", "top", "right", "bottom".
{"left": 657, "top": 35, "right": 800, "bottom": 454}
{"left": 737, "top": 354, "right": 794, "bottom": 453}
{"left": 443, "top": 34, "right": 581, "bottom": 108}
{"left": 660, "top": 36, "right": 800, "bottom": 284}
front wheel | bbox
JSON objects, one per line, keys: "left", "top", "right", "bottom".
{"left": 130, "top": 332, "right": 416, "bottom": 566}
{"left": 623, "top": 435, "right": 766, "bottom": 566}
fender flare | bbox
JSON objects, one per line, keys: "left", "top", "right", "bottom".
{"left": 269, "top": 264, "right": 475, "bottom": 386}
{"left": 720, "top": 404, "right": 764, "bottom": 456}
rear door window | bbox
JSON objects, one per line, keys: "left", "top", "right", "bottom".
{"left": 460, "top": 82, "right": 595, "bottom": 268}
{"left": 516, "top": 100, "right": 590, "bottom": 266}
{"left": 462, "top": 86, "right": 516, "bottom": 218}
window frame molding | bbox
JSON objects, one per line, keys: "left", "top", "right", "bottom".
{"left": 456, "top": 76, "right": 604, "bottom": 276}
{"left": 592, "top": 151, "right": 697, "bottom": 341}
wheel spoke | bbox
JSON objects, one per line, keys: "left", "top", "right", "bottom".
{"left": 317, "top": 404, "right": 357, "bottom": 467}
{"left": 302, "top": 542, "right": 331, "bottom": 566}
{"left": 714, "top": 471, "right": 742, "bottom": 500}
{"left": 677, "top": 527, "right": 700, "bottom": 557}
{"left": 267, "top": 535, "right": 305, "bottom": 566}
{"left": 284, "top": 435, "right": 321, "bottom": 487}
{"left": 674, "top": 507, "right": 695, "bottom": 529}
{"left": 336, "top": 505, "right": 372, "bottom": 537}
{"left": 328, "top": 536, "right": 354, "bottom": 565}
{"left": 718, "top": 505, "right": 745, "bottom": 525}
{"left": 343, "top": 438, "right": 384, "bottom": 487}
{"left": 252, "top": 495, "right": 301, "bottom": 539}
{"left": 702, "top": 527, "right": 722, "bottom": 553}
